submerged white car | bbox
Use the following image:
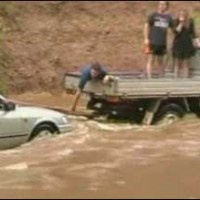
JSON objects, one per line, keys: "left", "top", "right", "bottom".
{"left": 0, "top": 95, "right": 72, "bottom": 149}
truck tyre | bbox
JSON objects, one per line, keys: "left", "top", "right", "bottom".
{"left": 29, "top": 124, "right": 58, "bottom": 141}
{"left": 153, "top": 103, "right": 185, "bottom": 125}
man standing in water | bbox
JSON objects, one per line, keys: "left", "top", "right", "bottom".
{"left": 144, "top": 1, "right": 174, "bottom": 79}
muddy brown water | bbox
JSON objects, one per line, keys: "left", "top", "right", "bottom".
{"left": 2, "top": 93, "right": 200, "bottom": 199}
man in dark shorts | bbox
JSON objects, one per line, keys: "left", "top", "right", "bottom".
{"left": 144, "top": 1, "right": 174, "bottom": 79}
{"left": 70, "top": 62, "right": 108, "bottom": 112}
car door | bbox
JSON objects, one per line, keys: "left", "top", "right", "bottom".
{"left": 0, "top": 102, "right": 25, "bottom": 149}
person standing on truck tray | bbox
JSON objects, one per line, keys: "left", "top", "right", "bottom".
{"left": 144, "top": 1, "right": 174, "bottom": 79}
{"left": 70, "top": 62, "right": 109, "bottom": 112}
{"left": 172, "top": 9, "right": 199, "bottom": 78}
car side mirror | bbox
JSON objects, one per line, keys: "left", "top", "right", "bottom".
{"left": 5, "top": 102, "right": 16, "bottom": 111}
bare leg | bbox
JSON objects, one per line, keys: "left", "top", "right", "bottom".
{"left": 178, "top": 59, "right": 184, "bottom": 78}
{"left": 174, "top": 58, "right": 179, "bottom": 79}
{"left": 157, "top": 56, "right": 165, "bottom": 78}
{"left": 183, "top": 59, "right": 191, "bottom": 78}
{"left": 146, "top": 54, "right": 154, "bottom": 79}
{"left": 171, "top": 56, "right": 176, "bottom": 74}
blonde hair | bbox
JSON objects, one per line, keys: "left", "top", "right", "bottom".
{"left": 178, "top": 9, "right": 190, "bottom": 28}
{"left": 179, "top": 10, "right": 189, "bottom": 19}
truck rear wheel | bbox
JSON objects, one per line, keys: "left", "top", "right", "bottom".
{"left": 153, "top": 103, "right": 185, "bottom": 125}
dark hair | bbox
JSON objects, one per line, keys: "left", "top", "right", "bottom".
{"left": 159, "top": 1, "right": 170, "bottom": 9}
{"left": 91, "top": 62, "right": 102, "bottom": 72}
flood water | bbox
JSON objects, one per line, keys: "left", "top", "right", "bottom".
{"left": 0, "top": 115, "right": 200, "bottom": 199}
{"left": 2, "top": 93, "right": 200, "bottom": 199}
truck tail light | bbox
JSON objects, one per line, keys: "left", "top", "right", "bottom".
{"left": 106, "top": 96, "right": 120, "bottom": 103}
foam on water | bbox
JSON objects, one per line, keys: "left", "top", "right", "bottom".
{"left": 2, "top": 162, "right": 29, "bottom": 171}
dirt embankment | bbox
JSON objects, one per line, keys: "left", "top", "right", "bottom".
{"left": 1, "top": 1, "right": 200, "bottom": 94}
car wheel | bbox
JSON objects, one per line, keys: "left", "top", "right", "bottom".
{"left": 153, "top": 104, "right": 185, "bottom": 125}
{"left": 29, "top": 124, "right": 58, "bottom": 141}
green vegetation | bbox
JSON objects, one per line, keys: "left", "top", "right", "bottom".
{"left": 193, "top": 11, "right": 200, "bottom": 32}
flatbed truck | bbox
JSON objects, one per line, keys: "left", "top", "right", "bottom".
{"left": 64, "top": 51, "right": 200, "bottom": 125}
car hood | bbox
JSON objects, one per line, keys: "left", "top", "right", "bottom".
{"left": 15, "top": 106, "right": 66, "bottom": 118}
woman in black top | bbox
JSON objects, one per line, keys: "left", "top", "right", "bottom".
{"left": 172, "top": 10, "right": 197, "bottom": 78}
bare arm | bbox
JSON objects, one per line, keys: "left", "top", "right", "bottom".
{"left": 175, "top": 21, "right": 184, "bottom": 33}
{"left": 144, "top": 22, "right": 150, "bottom": 45}
{"left": 70, "top": 89, "right": 82, "bottom": 112}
